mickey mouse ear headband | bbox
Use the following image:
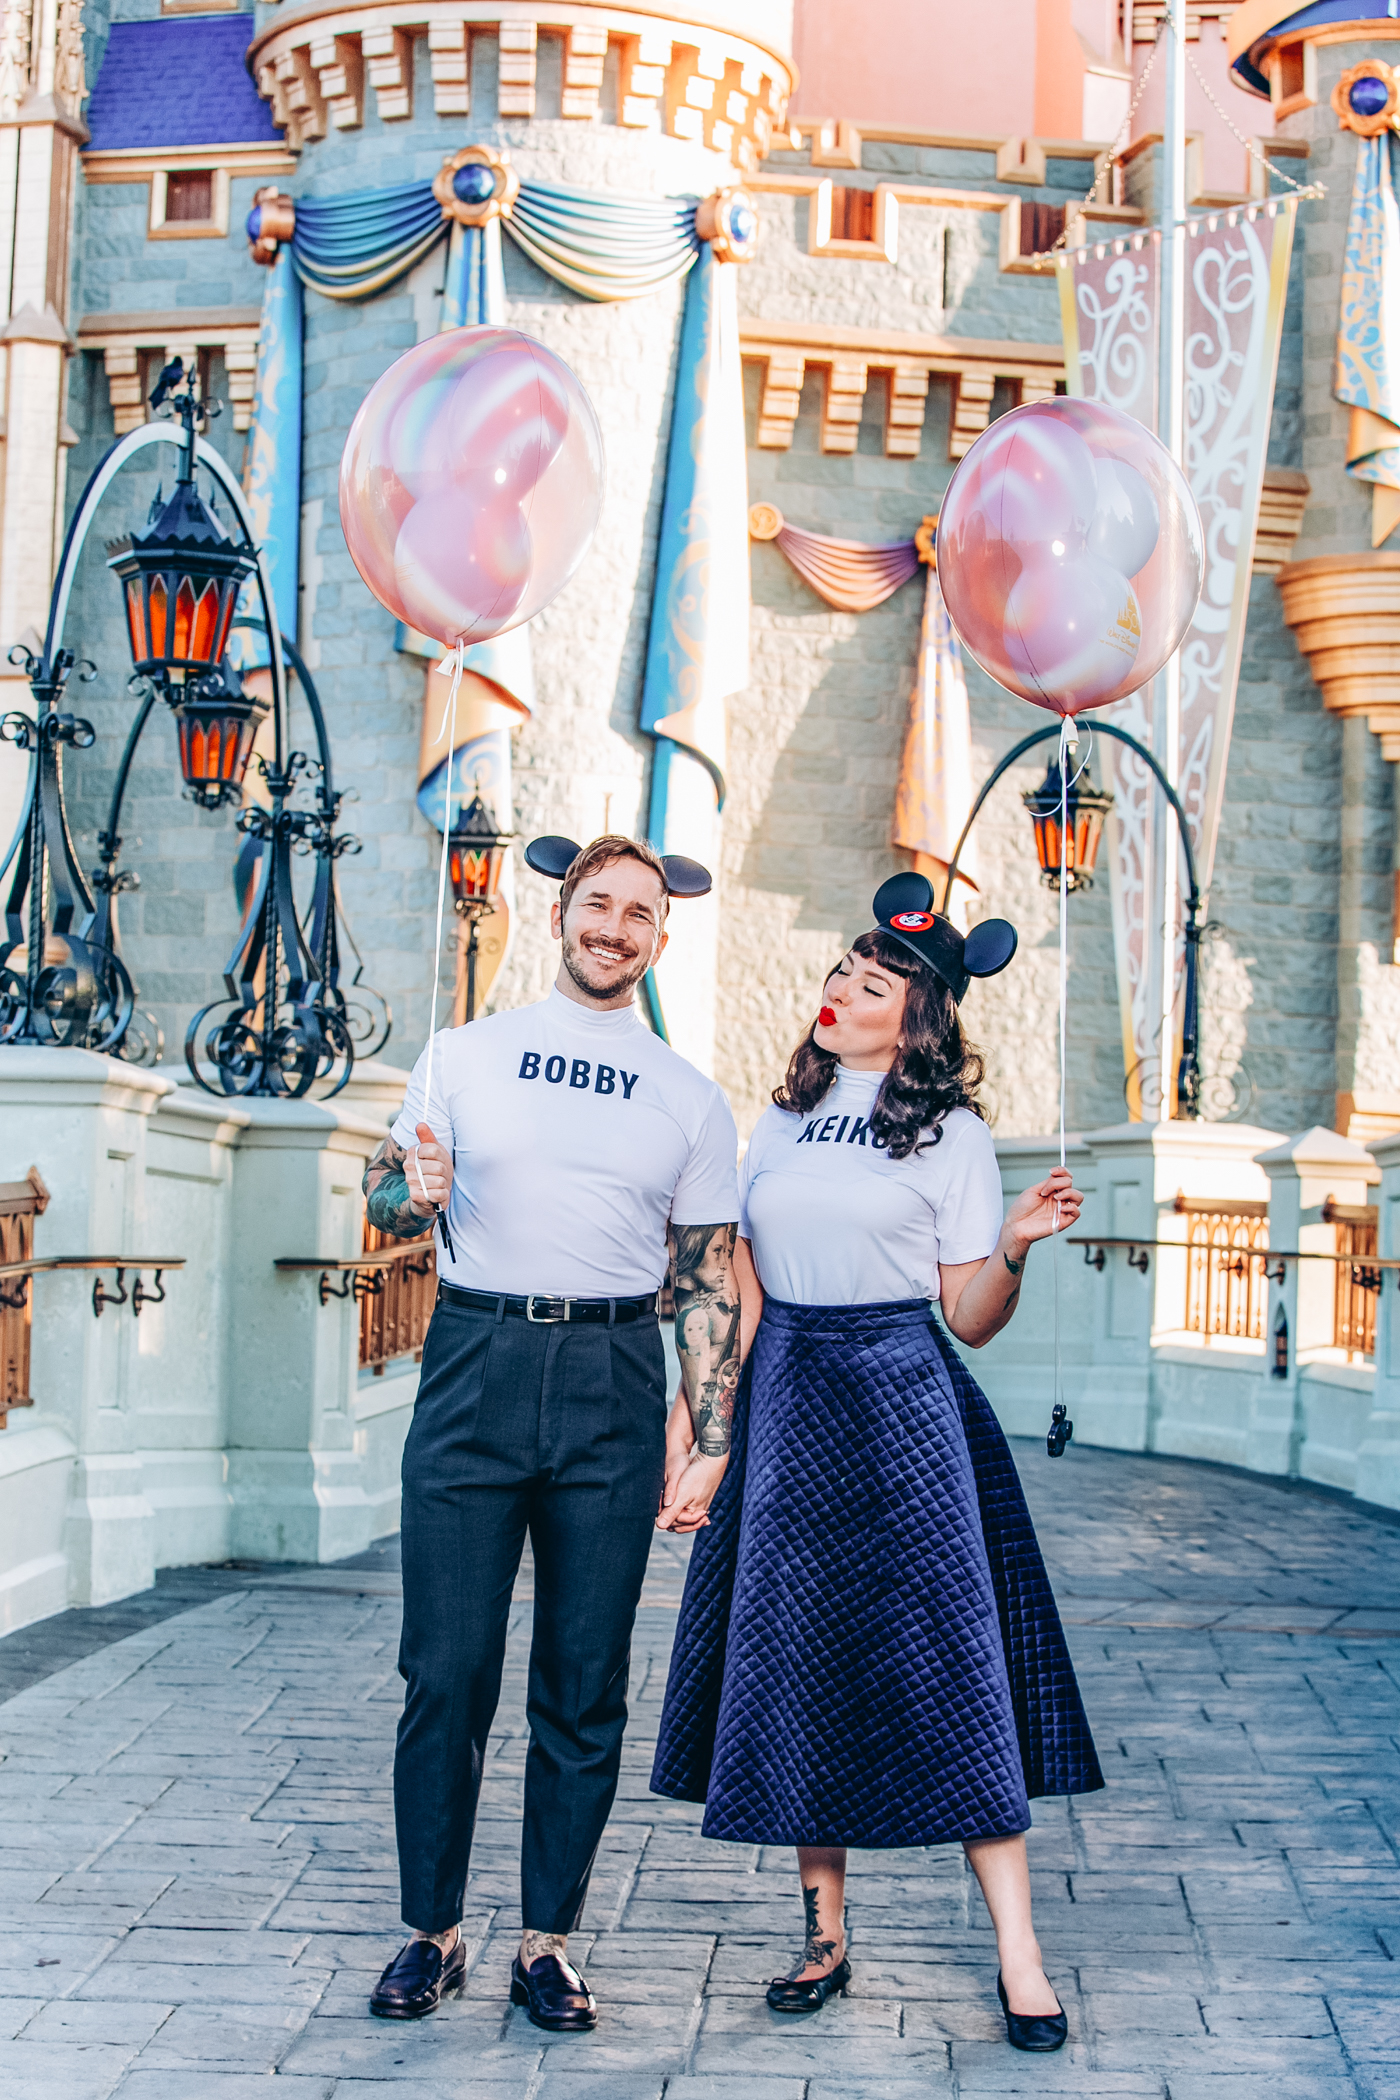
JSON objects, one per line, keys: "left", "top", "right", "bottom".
{"left": 870, "top": 873, "right": 1017, "bottom": 1003}
{"left": 524, "top": 835, "right": 712, "bottom": 898}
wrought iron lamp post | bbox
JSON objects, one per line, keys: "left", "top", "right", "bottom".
{"left": 942, "top": 721, "right": 1205, "bottom": 1119}
{"left": 0, "top": 363, "right": 388, "bottom": 1095}
{"left": 448, "top": 789, "right": 514, "bottom": 1023}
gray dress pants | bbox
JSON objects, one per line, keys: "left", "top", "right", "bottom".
{"left": 394, "top": 1293, "right": 667, "bottom": 1934}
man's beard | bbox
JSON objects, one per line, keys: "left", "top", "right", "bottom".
{"left": 561, "top": 928, "right": 653, "bottom": 1003}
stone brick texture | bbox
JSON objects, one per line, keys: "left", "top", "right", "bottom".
{"left": 45, "top": 33, "right": 1392, "bottom": 1142}
{"left": 1, "top": 1443, "right": 1397, "bottom": 2097}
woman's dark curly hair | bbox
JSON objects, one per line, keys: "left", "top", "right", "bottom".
{"left": 772, "top": 928, "right": 985, "bottom": 1161}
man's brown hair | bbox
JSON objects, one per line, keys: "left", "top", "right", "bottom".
{"left": 559, "top": 835, "right": 670, "bottom": 920}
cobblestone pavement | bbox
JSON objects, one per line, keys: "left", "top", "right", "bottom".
{"left": 2, "top": 1442, "right": 1399, "bottom": 2100}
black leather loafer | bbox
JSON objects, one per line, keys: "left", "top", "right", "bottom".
{"left": 510, "top": 1952, "right": 598, "bottom": 2032}
{"left": 997, "top": 1970, "right": 1068, "bottom": 2051}
{"left": 766, "top": 1956, "right": 851, "bottom": 2013}
{"left": 369, "top": 1933, "right": 467, "bottom": 2019}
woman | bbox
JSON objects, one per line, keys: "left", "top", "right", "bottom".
{"left": 651, "top": 875, "right": 1103, "bottom": 2052}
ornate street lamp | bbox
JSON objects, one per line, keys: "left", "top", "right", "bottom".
{"left": 942, "top": 721, "right": 1204, "bottom": 1120}
{"left": 0, "top": 361, "right": 389, "bottom": 1096}
{"left": 1021, "top": 755, "right": 1114, "bottom": 893}
{"left": 448, "top": 789, "right": 514, "bottom": 1023}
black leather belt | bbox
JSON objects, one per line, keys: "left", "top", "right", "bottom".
{"left": 436, "top": 1282, "right": 658, "bottom": 1325}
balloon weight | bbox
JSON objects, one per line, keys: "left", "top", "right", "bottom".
{"left": 339, "top": 325, "right": 605, "bottom": 647}
{"left": 936, "top": 397, "right": 1202, "bottom": 715}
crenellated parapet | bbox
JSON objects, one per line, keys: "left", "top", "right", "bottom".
{"left": 247, "top": 3, "right": 793, "bottom": 169}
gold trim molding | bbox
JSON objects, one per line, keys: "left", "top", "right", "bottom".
{"left": 1277, "top": 550, "right": 1400, "bottom": 759}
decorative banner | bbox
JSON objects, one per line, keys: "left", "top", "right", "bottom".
{"left": 892, "top": 561, "right": 980, "bottom": 902}
{"left": 640, "top": 245, "right": 751, "bottom": 1073}
{"left": 1335, "top": 127, "right": 1400, "bottom": 550}
{"left": 238, "top": 245, "right": 303, "bottom": 661}
{"left": 1060, "top": 202, "right": 1298, "bottom": 1112}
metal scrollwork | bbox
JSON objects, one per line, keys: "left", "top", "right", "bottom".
{"left": 1, "top": 399, "right": 389, "bottom": 1097}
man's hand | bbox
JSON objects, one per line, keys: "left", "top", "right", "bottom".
{"left": 362, "top": 1131, "right": 447, "bottom": 1240}
{"left": 408, "top": 1122, "right": 453, "bottom": 1214}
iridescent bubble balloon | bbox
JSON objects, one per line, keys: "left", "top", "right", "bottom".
{"left": 339, "top": 325, "right": 605, "bottom": 647}
{"left": 936, "top": 397, "right": 1202, "bottom": 717}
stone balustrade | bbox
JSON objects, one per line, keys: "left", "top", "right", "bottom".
{"left": 0, "top": 1050, "right": 415, "bottom": 1636}
{"left": 977, "top": 1117, "right": 1400, "bottom": 1514}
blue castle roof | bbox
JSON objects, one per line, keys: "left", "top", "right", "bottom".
{"left": 86, "top": 18, "right": 281, "bottom": 150}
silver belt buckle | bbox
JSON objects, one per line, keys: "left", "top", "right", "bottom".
{"left": 526, "top": 1295, "right": 569, "bottom": 1323}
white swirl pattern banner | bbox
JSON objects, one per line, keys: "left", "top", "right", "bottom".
{"left": 1057, "top": 204, "right": 1298, "bottom": 1109}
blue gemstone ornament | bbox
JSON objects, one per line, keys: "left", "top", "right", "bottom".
{"left": 246, "top": 205, "right": 263, "bottom": 240}
{"left": 728, "top": 202, "right": 757, "bottom": 247}
{"left": 1350, "top": 73, "right": 1391, "bottom": 117}
{"left": 453, "top": 163, "right": 496, "bottom": 204}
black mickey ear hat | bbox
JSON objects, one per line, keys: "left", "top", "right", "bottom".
{"left": 870, "top": 872, "right": 1017, "bottom": 1002}
{"left": 524, "top": 835, "right": 712, "bottom": 898}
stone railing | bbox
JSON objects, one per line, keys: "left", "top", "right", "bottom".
{"left": 246, "top": 5, "right": 794, "bottom": 169}
{"left": 977, "top": 1119, "right": 1400, "bottom": 1514}
{"left": 0, "top": 1050, "right": 416, "bottom": 1635}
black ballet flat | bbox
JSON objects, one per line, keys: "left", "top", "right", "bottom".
{"left": 766, "top": 1956, "right": 851, "bottom": 2014}
{"left": 997, "top": 1970, "right": 1068, "bottom": 2051}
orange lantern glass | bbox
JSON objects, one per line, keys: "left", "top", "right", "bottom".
{"left": 107, "top": 475, "right": 257, "bottom": 690}
{"left": 169, "top": 665, "right": 271, "bottom": 810}
{"left": 1022, "top": 755, "right": 1115, "bottom": 893}
{"left": 448, "top": 793, "right": 513, "bottom": 910}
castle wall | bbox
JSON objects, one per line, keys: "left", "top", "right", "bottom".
{"left": 34, "top": 8, "right": 1383, "bottom": 1150}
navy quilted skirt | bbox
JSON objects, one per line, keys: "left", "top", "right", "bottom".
{"left": 651, "top": 1297, "right": 1104, "bottom": 1848}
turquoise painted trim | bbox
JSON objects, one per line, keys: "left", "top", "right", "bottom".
{"left": 441, "top": 219, "right": 506, "bottom": 330}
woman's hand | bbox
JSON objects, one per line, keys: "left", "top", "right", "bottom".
{"left": 1004, "top": 1166, "right": 1082, "bottom": 1249}
{"left": 656, "top": 1452, "right": 728, "bottom": 1533}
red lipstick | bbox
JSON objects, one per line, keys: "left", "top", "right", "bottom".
{"left": 818, "top": 1006, "right": 836, "bottom": 1026}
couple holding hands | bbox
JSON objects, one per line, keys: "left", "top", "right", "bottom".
{"left": 360, "top": 833, "right": 1102, "bottom": 2053}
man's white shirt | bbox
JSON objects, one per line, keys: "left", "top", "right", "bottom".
{"left": 391, "top": 988, "right": 740, "bottom": 1297}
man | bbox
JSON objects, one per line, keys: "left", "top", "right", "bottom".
{"left": 362, "top": 835, "right": 741, "bottom": 2032}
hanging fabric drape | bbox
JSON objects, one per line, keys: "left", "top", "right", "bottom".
{"left": 747, "top": 503, "right": 920, "bottom": 613}
{"left": 746, "top": 505, "right": 974, "bottom": 903}
{"left": 892, "top": 564, "right": 980, "bottom": 900}
{"left": 1336, "top": 128, "right": 1400, "bottom": 550}
{"left": 639, "top": 245, "right": 750, "bottom": 1070}
{"left": 287, "top": 173, "right": 700, "bottom": 305}
{"left": 245, "top": 167, "right": 706, "bottom": 673}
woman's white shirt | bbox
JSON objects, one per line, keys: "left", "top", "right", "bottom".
{"left": 739, "top": 1068, "right": 1003, "bottom": 1306}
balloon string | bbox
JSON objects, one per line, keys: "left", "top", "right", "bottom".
{"left": 414, "top": 639, "right": 464, "bottom": 1255}
{"left": 1054, "top": 713, "right": 1072, "bottom": 1420}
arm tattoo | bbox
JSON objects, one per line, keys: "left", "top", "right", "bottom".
{"left": 363, "top": 1137, "right": 434, "bottom": 1240}
{"left": 1003, "top": 1250, "right": 1024, "bottom": 1275}
{"left": 669, "top": 1221, "right": 741, "bottom": 1457}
